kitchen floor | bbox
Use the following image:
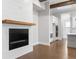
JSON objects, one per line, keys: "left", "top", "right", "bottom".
{"left": 17, "top": 39, "right": 76, "bottom": 59}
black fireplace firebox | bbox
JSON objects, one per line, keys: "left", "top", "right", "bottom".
{"left": 9, "top": 29, "right": 29, "bottom": 50}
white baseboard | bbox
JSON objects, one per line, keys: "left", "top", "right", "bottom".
{"left": 56, "top": 37, "right": 63, "bottom": 40}
{"left": 38, "top": 42, "right": 50, "bottom": 46}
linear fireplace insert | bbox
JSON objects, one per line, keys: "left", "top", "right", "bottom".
{"left": 9, "top": 28, "right": 29, "bottom": 50}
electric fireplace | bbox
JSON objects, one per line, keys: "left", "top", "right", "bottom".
{"left": 9, "top": 28, "right": 29, "bottom": 50}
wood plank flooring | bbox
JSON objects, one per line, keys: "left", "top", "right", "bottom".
{"left": 68, "top": 48, "right": 76, "bottom": 59}
{"left": 17, "top": 40, "right": 76, "bottom": 59}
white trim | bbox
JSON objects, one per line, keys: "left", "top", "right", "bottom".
{"left": 16, "top": 48, "right": 33, "bottom": 58}
{"left": 49, "top": 38, "right": 54, "bottom": 43}
{"left": 38, "top": 42, "right": 50, "bottom": 46}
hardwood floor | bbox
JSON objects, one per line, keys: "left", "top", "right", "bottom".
{"left": 68, "top": 48, "right": 76, "bottom": 59}
{"left": 17, "top": 40, "right": 76, "bottom": 59}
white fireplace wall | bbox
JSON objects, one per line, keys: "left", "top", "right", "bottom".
{"left": 2, "top": 24, "right": 33, "bottom": 59}
{"left": 2, "top": 0, "right": 33, "bottom": 22}
{"left": 33, "top": 6, "right": 39, "bottom": 45}
{"left": 2, "top": 0, "right": 33, "bottom": 59}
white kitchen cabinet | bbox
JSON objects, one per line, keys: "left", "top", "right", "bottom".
{"left": 67, "top": 33, "right": 76, "bottom": 48}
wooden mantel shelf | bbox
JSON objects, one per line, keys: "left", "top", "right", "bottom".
{"left": 2, "top": 19, "right": 35, "bottom": 26}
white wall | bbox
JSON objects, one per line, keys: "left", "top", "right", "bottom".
{"left": 61, "top": 13, "right": 71, "bottom": 39}
{"left": 2, "top": 0, "right": 33, "bottom": 22}
{"left": 33, "top": 6, "right": 39, "bottom": 45}
{"left": 57, "top": 16, "right": 63, "bottom": 39}
{"left": 2, "top": 0, "right": 33, "bottom": 59}
{"left": 49, "top": 15, "right": 53, "bottom": 42}
{"left": 70, "top": 11, "right": 76, "bottom": 33}
{"left": 33, "top": 1, "right": 50, "bottom": 45}
{"left": 38, "top": 2, "right": 50, "bottom": 45}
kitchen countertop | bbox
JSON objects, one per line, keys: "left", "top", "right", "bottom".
{"left": 67, "top": 33, "right": 76, "bottom": 35}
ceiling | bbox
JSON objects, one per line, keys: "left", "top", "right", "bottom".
{"left": 50, "top": 4, "right": 76, "bottom": 15}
